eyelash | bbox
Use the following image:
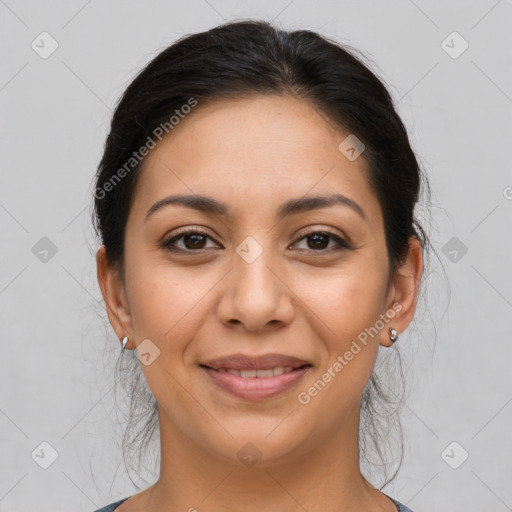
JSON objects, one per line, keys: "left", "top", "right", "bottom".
{"left": 161, "top": 227, "right": 350, "bottom": 254}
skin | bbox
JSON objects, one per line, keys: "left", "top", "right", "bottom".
{"left": 97, "top": 94, "right": 423, "bottom": 512}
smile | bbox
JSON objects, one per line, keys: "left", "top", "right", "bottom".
{"left": 212, "top": 366, "right": 300, "bottom": 377}
{"left": 200, "top": 364, "right": 312, "bottom": 400}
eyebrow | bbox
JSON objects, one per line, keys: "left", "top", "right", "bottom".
{"left": 145, "top": 193, "right": 366, "bottom": 222}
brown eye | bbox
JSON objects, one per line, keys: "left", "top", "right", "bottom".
{"left": 182, "top": 233, "right": 207, "bottom": 249}
{"left": 293, "top": 231, "right": 350, "bottom": 252}
{"left": 162, "top": 229, "right": 219, "bottom": 252}
{"left": 306, "top": 233, "right": 330, "bottom": 250}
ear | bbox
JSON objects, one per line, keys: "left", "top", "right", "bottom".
{"left": 380, "top": 236, "right": 424, "bottom": 347}
{"left": 96, "top": 245, "right": 134, "bottom": 350}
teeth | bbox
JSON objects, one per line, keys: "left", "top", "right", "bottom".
{"left": 240, "top": 369, "right": 257, "bottom": 378}
{"left": 215, "top": 366, "right": 300, "bottom": 378}
{"left": 255, "top": 369, "right": 273, "bottom": 378}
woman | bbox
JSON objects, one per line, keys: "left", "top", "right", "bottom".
{"left": 92, "top": 19, "right": 427, "bottom": 512}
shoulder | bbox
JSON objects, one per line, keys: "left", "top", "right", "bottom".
{"left": 390, "top": 498, "right": 416, "bottom": 512}
{"left": 383, "top": 493, "right": 416, "bottom": 512}
{"left": 91, "top": 496, "right": 131, "bottom": 512}
{"left": 91, "top": 494, "right": 416, "bottom": 512}
{"left": 396, "top": 503, "right": 415, "bottom": 512}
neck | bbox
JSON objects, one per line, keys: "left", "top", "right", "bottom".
{"left": 138, "top": 401, "right": 394, "bottom": 512}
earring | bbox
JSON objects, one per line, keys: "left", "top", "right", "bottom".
{"left": 389, "top": 328, "right": 398, "bottom": 343}
{"left": 121, "top": 336, "right": 129, "bottom": 351}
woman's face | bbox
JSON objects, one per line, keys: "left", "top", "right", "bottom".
{"left": 100, "top": 94, "right": 419, "bottom": 467}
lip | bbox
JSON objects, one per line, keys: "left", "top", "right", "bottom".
{"left": 201, "top": 353, "right": 310, "bottom": 371}
{"left": 201, "top": 365, "right": 311, "bottom": 400}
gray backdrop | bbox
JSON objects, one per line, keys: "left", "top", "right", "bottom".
{"left": 1, "top": 1, "right": 511, "bottom": 511}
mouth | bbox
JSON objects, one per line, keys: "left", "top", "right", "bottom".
{"left": 200, "top": 364, "right": 311, "bottom": 378}
{"left": 199, "top": 355, "right": 312, "bottom": 400}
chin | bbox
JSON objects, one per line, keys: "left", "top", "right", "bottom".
{"left": 204, "top": 426, "right": 309, "bottom": 469}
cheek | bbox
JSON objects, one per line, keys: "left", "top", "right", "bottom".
{"left": 291, "top": 265, "right": 387, "bottom": 402}
{"left": 123, "top": 261, "right": 210, "bottom": 402}
{"left": 292, "top": 261, "right": 388, "bottom": 343}
{"left": 124, "top": 257, "right": 210, "bottom": 347}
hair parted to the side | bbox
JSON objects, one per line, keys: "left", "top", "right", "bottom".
{"left": 91, "top": 19, "right": 435, "bottom": 489}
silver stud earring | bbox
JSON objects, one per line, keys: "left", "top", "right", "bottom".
{"left": 389, "top": 328, "right": 398, "bottom": 343}
{"left": 121, "top": 336, "right": 129, "bottom": 351}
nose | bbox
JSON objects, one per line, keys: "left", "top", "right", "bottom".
{"left": 217, "top": 246, "right": 294, "bottom": 332}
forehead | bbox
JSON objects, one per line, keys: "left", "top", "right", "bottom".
{"left": 131, "top": 95, "right": 382, "bottom": 227}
